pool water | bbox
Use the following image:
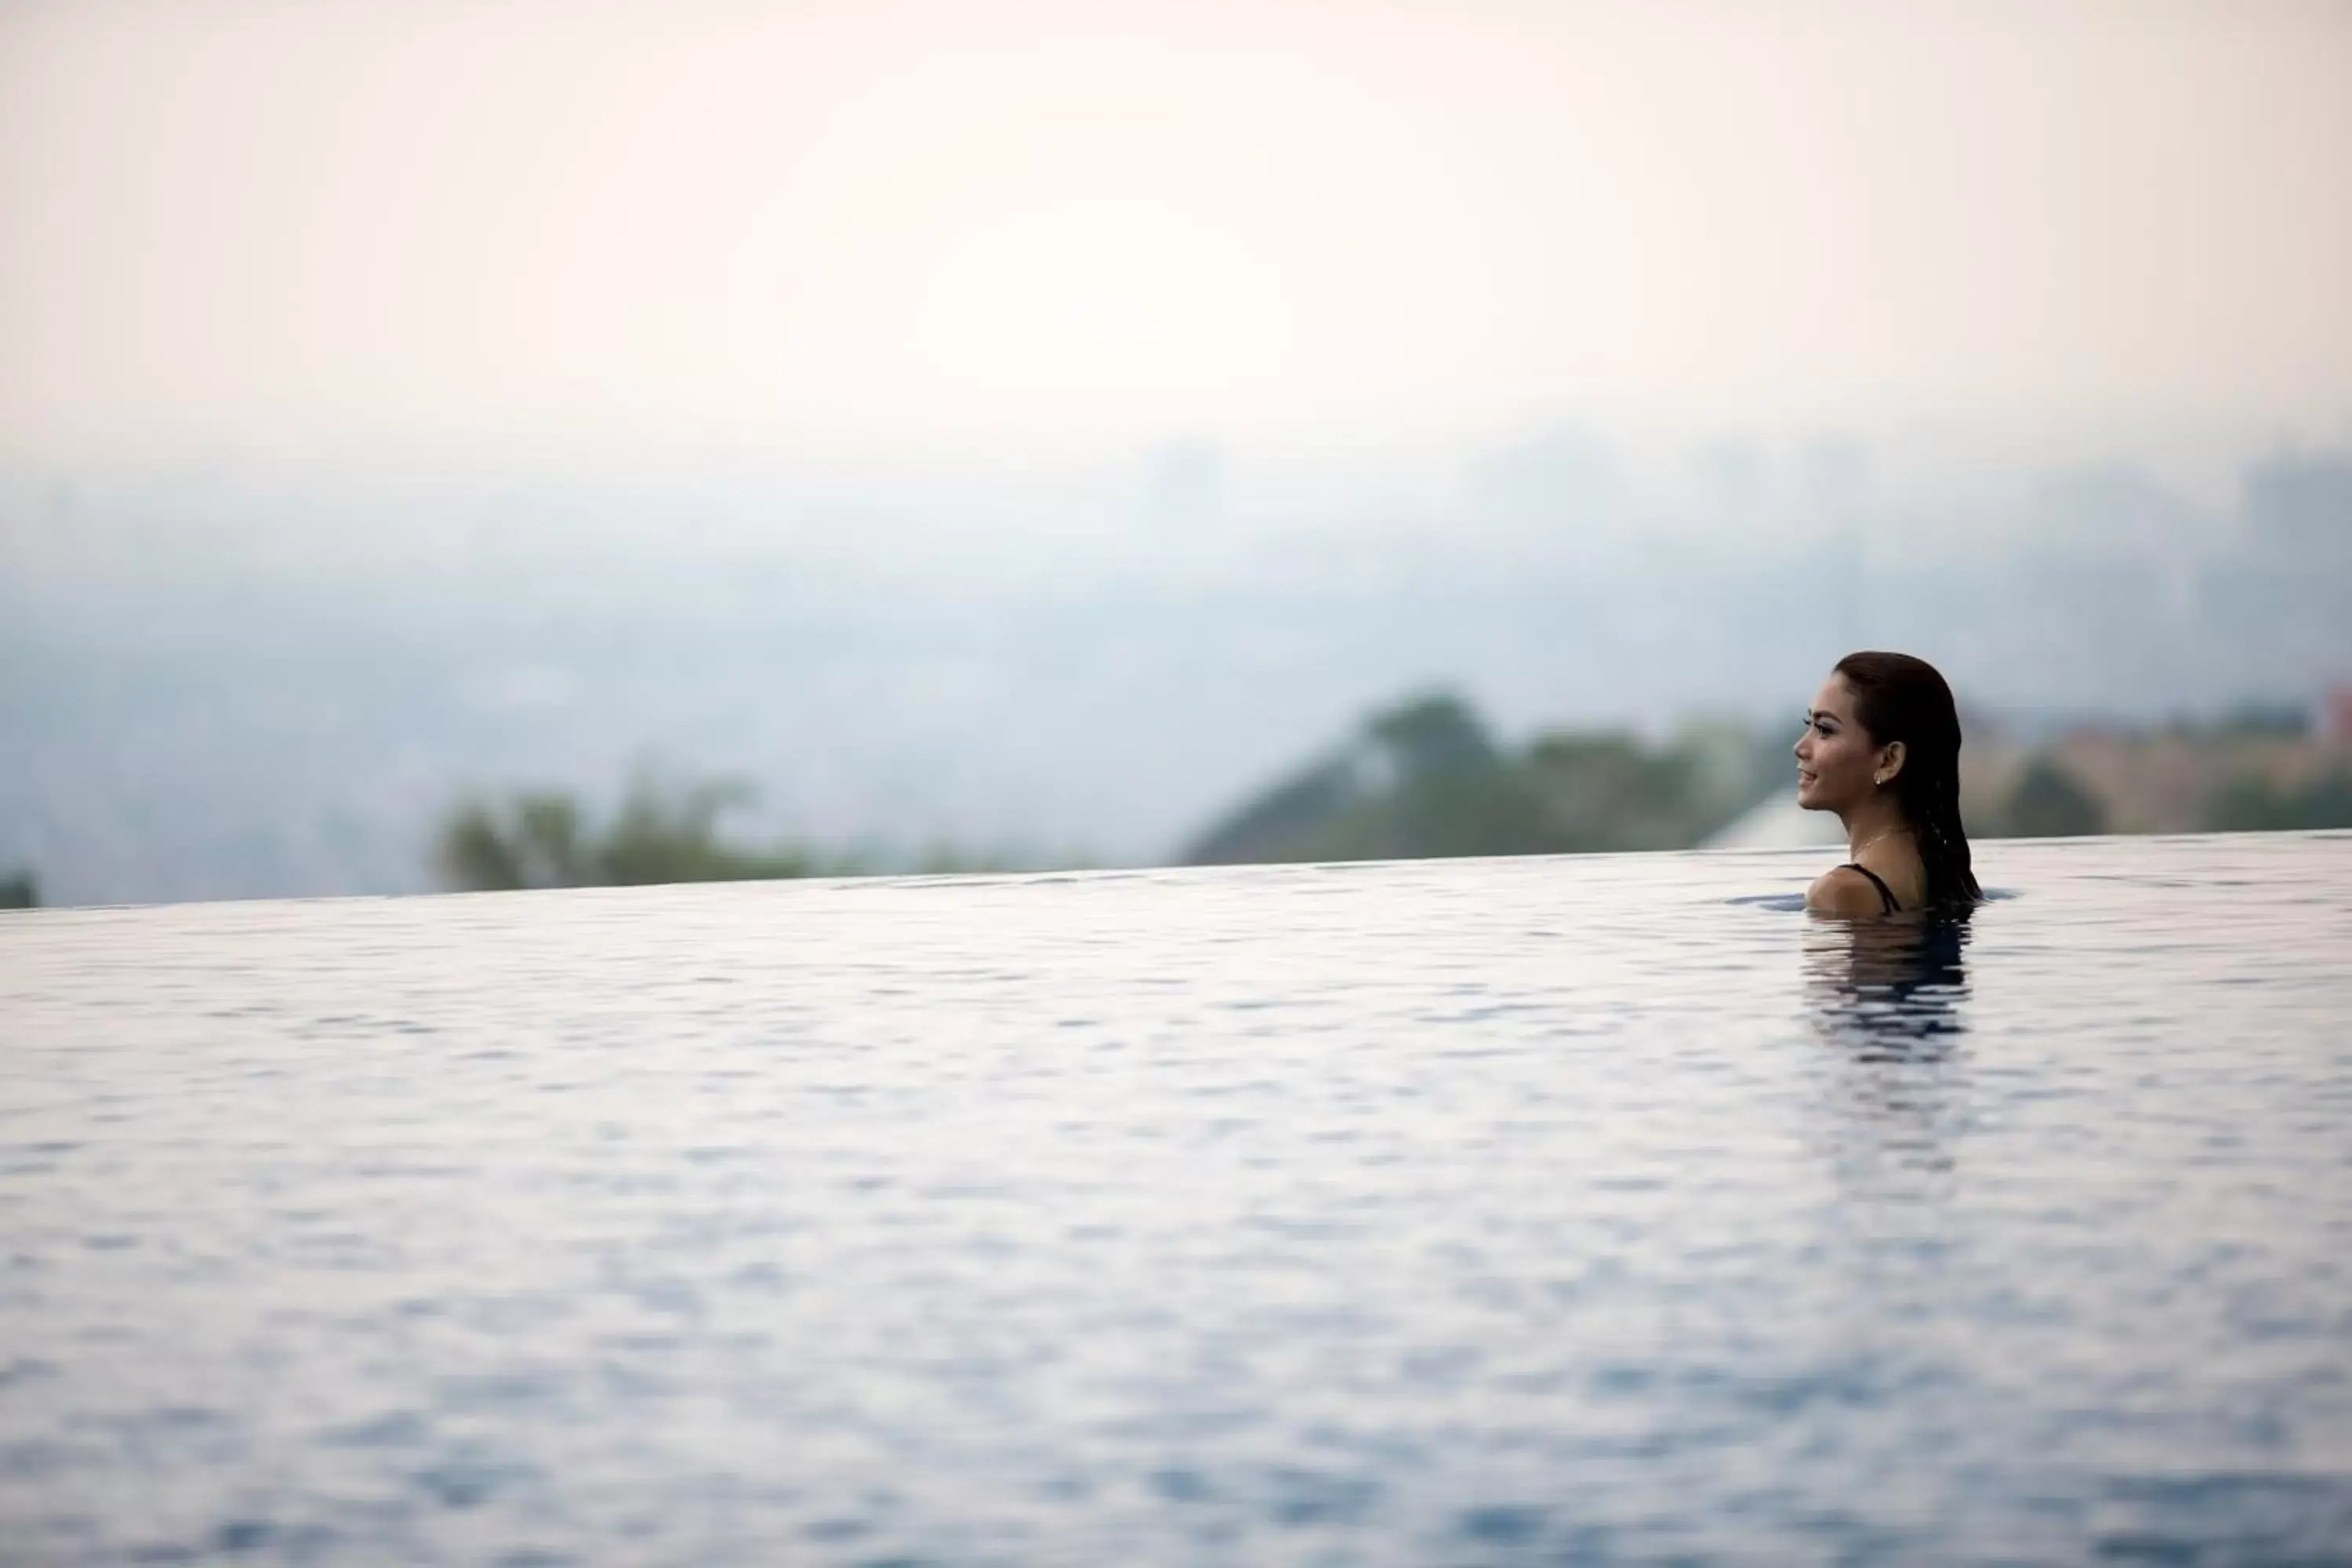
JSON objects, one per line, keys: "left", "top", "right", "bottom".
{"left": 3, "top": 834, "right": 2349, "bottom": 1563}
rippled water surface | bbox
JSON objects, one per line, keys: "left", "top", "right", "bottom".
{"left": 4, "top": 835, "right": 2350, "bottom": 1564}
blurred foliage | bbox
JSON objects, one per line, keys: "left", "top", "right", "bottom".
{"left": 434, "top": 775, "right": 1037, "bottom": 891}
{"left": 1995, "top": 758, "right": 2107, "bottom": 838}
{"left": 2205, "top": 771, "right": 2352, "bottom": 832}
{"left": 1182, "top": 691, "right": 1777, "bottom": 864}
{"left": 435, "top": 775, "right": 836, "bottom": 891}
{"left": 0, "top": 866, "right": 37, "bottom": 909}
{"left": 430, "top": 699, "right": 2352, "bottom": 901}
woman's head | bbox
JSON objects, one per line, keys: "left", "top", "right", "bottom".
{"left": 1795, "top": 651, "right": 1980, "bottom": 908}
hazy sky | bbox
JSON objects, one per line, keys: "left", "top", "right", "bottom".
{"left": 3, "top": 0, "right": 2350, "bottom": 467}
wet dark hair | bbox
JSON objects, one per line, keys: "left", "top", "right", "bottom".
{"left": 1834, "top": 651, "right": 1981, "bottom": 910}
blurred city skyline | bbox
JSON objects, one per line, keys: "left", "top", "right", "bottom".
{"left": 7, "top": 433, "right": 2347, "bottom": 903}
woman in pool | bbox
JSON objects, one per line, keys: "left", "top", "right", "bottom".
{"left": 1796, "top": 651, "right": 1982, "bottom": 916}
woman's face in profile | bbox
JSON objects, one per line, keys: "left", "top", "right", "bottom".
{"left": 1795, "top": 674, "right": 1877, "bottom": 812}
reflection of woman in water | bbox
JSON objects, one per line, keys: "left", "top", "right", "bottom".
{"left": 1806, "top": 914, "right": 1969, "bottom": 1050}
{"left": 1805, "top": 909, "right": 1973, "bottom": 1194}
{"left": 1795, "top": 651, "right": 1982, "bottom": 916}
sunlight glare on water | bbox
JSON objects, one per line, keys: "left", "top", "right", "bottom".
{"left": 2, "top": 835, "right": 2350, "bottom": 1563}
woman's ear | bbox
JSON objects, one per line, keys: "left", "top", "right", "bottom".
{"left": 1874, "top": 739, "right": 1907, "bottom": 786}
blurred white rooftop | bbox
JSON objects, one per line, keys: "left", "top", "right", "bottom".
{"left": 1701, "top": 796, "right": 1848, "bottom": 853}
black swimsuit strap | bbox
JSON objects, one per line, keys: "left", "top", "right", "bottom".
{"left": 1842, "top": 862, "right": 1902, "bottom": 915}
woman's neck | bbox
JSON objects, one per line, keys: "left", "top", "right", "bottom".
{"left": 1840, "top": 795, "right": 1911, "bottom": 860}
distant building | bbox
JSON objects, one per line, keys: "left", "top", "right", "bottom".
{"left": 2325, "top": 685, "right": 2352, "bottom": 746}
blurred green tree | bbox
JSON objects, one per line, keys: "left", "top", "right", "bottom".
{"left": 2206, "top": 771, "right": 2352, "bottom": 832}
{"left": 434, "top": 775, "right": 828, "bottom": 891}
{"left": 0, "top": 866, "right": 37, "bottom": 909}
{"left": 2002, "top": 758, "right": 2107, "bottom": 838}
{"left": 1182, "top": 691, "right": 1775, "bottom": 865}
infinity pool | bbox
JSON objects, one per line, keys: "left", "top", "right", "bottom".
{"left": 3, "top": 834, "right": 2349, "bottom": 1563}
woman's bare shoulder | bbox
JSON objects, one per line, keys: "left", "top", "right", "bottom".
{"left": 1806, "top": 866, "right": 1889, "bottom": 917}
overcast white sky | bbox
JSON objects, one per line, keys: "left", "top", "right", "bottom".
{"left": 2, "top": 0, "right": 2349, "bottom": 470}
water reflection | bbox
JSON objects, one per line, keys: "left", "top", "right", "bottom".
{"left": 1804, "top": 912, "right": 1974, "bottom": 1196}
